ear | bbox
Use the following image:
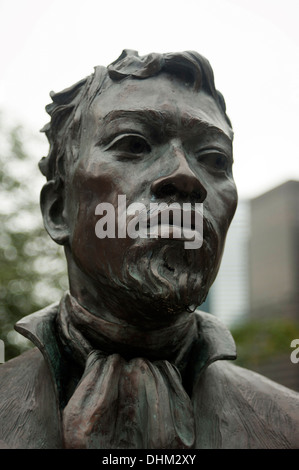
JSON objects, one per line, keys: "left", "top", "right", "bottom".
{"left": 40, "top": 180, "right": 70, "bottom": 245}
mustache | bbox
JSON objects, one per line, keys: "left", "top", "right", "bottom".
{"left": 126, "top": 204, "right": 203, "bottom": 227}
{"left": 146, "top": 205, "right": 203, "bottom": 229}
{"left": 124, "top": 205, "right": 216, "bottom": 250}
{"left": 126, "top": 204, "right": 205, "bottom": 247}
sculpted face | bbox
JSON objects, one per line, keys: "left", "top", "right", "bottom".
{"left": 64, "top": 73, "right": 237, "bottom": 324}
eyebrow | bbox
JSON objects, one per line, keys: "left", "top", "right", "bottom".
{"left": 101, "top": 109, "right": 233, "bottom": 141}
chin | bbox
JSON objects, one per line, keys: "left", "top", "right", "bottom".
{"left": 113, "top": 239, "right": 217, "bottom": 318}
{"left": 74, "top": 227, "right": 221, "bottom": 323}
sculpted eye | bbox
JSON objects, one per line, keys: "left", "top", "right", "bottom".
{"left": 197, "top": 149, "right": 229, "bottom": 172}
{"left": 107, "top": 134, "right": 151, "bottom": 157}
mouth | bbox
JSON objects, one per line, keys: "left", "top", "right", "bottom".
{"left": 146, "top": 206, "right": 202, "bottom": 240}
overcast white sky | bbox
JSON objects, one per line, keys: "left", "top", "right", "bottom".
{"left": 0, "top": 0, "right": 298, "bottom": 199}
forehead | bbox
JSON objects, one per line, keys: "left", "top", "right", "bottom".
{"left": 87, "top": 74, "right": 232, "bottom": 139}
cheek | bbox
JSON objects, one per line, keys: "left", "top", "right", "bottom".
{"left": 221, "top": 182, "right": 238, "bottom": 228}
{"left": 70, "top": 191, "right": 102, "bottom": 274}
{"left": 71, "top": 204, "right": 132, "bottom": 281}
{"left": 204, "top": 180, "right": 238, "bottom": 239}
{"left": 67, "top": 171, "right": 134, "bottom": 280}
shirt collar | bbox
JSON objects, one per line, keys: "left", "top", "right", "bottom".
{"left": 15, "top": 295, "right": 236, "bottom": 408}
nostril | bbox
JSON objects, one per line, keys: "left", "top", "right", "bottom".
{"left": 154, "top": 184, "right": 205, "bottom": 202}
{"left": 157, "top": 183, "right": 177, "bottom": 198}
{"left": 151, "top": 170, "right": 207, "bottom": 202}
{"left": 191, "top": 190, "right": 205, "bottom": 201}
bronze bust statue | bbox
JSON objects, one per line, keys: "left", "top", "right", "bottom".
{"left": 0, "top": 50, "right": 298, "bottom": 449}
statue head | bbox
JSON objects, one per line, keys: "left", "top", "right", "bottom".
{"left": 39, "top": 50, "right": 237, "bottom": 327}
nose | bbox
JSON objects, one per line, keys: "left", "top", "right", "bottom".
{"left": 151, "top": 143, "right": 207, "bottom": 202}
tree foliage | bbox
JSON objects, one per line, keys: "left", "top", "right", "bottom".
{"left": 231, "top": 318, "right": 299, "bottom": 368}
{"left": 0, "top": 117, "right": 68, "bottom": 361}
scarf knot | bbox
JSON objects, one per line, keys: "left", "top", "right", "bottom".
{"left": 58, "top": 293, "right": 196, "bottom": 449}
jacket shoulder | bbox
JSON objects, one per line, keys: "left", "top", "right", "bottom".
{"left": 193, "top": 360, "right": 299, "bottom": 449}
{"left": 0, "top": 345, "right": 62, "bottom": 448}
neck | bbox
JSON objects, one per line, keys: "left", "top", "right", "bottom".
{"left": 60, "top": 289, "right": 198, "bottom": 374}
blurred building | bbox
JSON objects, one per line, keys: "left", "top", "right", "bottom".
{"left": 250, "top": 180, "right": 299, "bottom": 322}
{"left": 208, "top": 199, "right": 251, "bottom": 327}
{"left": 248, "top": 180, "right": 299, "bottom": 391}
{"left": 203, "top": 180, "right": 299, "bottom": 392}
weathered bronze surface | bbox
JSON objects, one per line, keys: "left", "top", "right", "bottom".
{"left": 0, "top": 50, "right": 298, "bottom": 449}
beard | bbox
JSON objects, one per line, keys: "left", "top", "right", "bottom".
{"left": 92, "top": 217, "right": 221, "bottom": 324}
{"left": 121, "top": 242, "right": 209, "bottom": 313}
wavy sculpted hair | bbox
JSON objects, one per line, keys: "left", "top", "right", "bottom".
{"left": 39, "top": 49, "right": 232, "bottom": 187}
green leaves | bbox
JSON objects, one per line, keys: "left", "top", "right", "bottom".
{"left": 231, "top": 318, "right": 299, "bottom": 367}
{"left": 0, "top": 117, "right": 68, "bottom": 361}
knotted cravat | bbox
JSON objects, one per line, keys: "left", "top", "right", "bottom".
{"left": 58, "top": 293, "right": 197, "bottom": 449}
